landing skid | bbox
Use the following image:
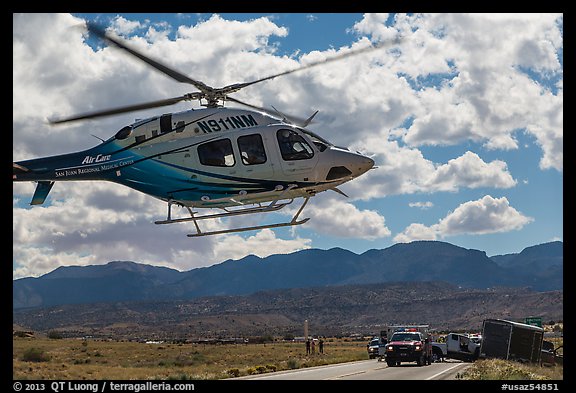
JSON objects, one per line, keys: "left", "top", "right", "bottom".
{"left": 155, "top": 194, "right": 311, "bottom": 237}
{"left": 188, "top": 216, "right": 310, "bottom": 237}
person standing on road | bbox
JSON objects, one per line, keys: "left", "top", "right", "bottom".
{"left": 319, "top": 338, "right": 324, "bottom": 354}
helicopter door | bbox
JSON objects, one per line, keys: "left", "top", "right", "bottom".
{"left": 276, "top": 128, "right": 318, "bottom": 179}
{"left": 236, "top": 133, "right": 275, "bottom": 181}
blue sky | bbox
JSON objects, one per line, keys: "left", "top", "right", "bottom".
{"left": 13, "top": 13, "right": 563, "bottom": 278}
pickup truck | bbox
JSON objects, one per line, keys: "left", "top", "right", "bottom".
{"left": 383, "top": 330, "right": 432, "bottom": 367}
{"left": 431, "top": 332, "right": 482, "bottom": 362}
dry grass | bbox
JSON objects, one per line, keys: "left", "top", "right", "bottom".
{"left": 13, "top": 337, "right": 368, "bottom": 380}
{"left": 460, "top": 358, "right": 563, "bottom": 380}
{"left": 14, "top": 336, "right": 564, "bottom": 380}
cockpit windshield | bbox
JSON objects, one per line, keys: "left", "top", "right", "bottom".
{"left": 298, "top": 128, "right": 333, "bottom": 152}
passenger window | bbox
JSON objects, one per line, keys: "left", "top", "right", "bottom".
{"left": 238, "top": 134, "right": 267, "bottom": 165}
{"left": 198, "top": 139, "right": 235, "bottom": 167}
{"left": 277, "top": 129, "right": 314, "bottom": 161}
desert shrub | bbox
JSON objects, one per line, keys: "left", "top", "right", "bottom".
{"left": 13, "top": 331, "right": 28, "bottom": 338}
{"left": 22, "top": 348, "right": 50, "bottom": 362}
{"left": 227, "top": 368, "right": 240, "bottom": 377}
{"left": 287, "top": 358, "right": 299, "bottom": 369}
{"left": 248, "top": 336, "right": 274, "bottom": 344}
{"left": 47, "top": 331, "right": 63, "bottom": 339}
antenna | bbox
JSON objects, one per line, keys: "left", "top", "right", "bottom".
{"left": 91, "top": 134, "right": 105, "bottom": 142}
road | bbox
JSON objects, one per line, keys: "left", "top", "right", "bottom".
{"left": 233, "top": 359, "right": 471, "bottom": 380}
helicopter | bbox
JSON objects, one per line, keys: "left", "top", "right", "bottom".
{"left": 13, "top": 23, "right": 392, "bottom": 237}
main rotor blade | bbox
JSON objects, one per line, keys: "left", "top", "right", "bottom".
{"left": 223, "top": 37, "right": 404, "bottom": 92}
{"left": 49, "top": 94, "right": 197, "bottom": 124}
{"left": 86, "top": 23, "right": 212, "bottom": 93}
{"left": 227, "top": 96, "right": 310, "bottom": 126}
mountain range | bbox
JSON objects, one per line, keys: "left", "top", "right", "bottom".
{"left": 13, "top": 282, "right": 563, "bottom": 339}
{"left": 13, "top": 240, "right": 563, "bottom": 310}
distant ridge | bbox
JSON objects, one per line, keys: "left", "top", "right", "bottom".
{"left": 13, "top": 240, "right": 563, "bottom": 309}
{"left": 13, "top": 282, "right": 563, "bottom": 339}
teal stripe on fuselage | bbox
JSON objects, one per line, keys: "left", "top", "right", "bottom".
{"left": 155, "top": 159, "right": 320, "bottom": 188}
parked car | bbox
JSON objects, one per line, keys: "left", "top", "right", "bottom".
{"left": 367, "top": 337, "right": 382, "bottom": 359}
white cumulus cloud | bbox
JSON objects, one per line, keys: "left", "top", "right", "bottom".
{"left": 344, "top": 141, "right": 517, "bottom": 200}
{"left": 409, "top": 201, "right": 434, "bottom": 210}
{"left": 13, "top": 13, "right": 561, "bottom": 278}
{"left": 394, "top": 195, "right": 533, "bottom": 243}
{"left": 305, "top": 199, "right": 391, "bottom": 240}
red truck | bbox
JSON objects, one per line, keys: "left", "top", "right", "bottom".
{"left": 383, "top": 327, "right": 432, "bottom": 367}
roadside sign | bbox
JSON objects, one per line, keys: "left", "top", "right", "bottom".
{"left": 524, "top": 317, "right": 542, "bottom": 327}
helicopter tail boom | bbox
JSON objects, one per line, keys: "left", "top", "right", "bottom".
{"left": 13, "top": 147, "right": 120, "bottom": 205}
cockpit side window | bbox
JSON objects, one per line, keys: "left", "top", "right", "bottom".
{"left": 238, "top": 134, "right": 267, "bottom": 165}
{"left": 277, "top": 129, "right": 314, "bottom": 161}
{"left": 198, "top": 139, "right": 235, "bottom": 167}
